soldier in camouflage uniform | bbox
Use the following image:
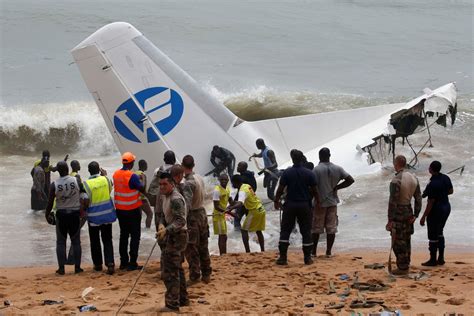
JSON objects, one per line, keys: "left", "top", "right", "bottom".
{"left": 181, "top": 155, "right": 212, "bottom": 284}
{"left": 386, "top": 155, "right": 422, "bottom": 275}
{"left": 148, "top": 150, "right": 176, "bottom": 206}
{"left": 170, "top": 164, "right": 191, "bottom": 212}
{"left": 155, "top": 172, "right": 189, "bottom": 311}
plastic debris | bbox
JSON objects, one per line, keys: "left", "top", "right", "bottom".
{"left": 328, "top": 280, "right": 336, "bottom": 294}
{"left": 352, "top": 281, "right": 390, "bottom": 292}
{"left": 4, "top": 300, "right": 11, "bottom": 306}
{"left": 364, "top": 263, "right": 385, "bottom": 269}
{"left": 339, "top": 274, "right": 350, "bottom": 280}
{"left": 413, "top": 271, "right": 430, "bottom": 281}
{"left": 78, "top": 304, "right": 97, "bottom": 312}
{"left": 81, "top": 287, "right": 94, "bottom": 302}
{"left": 42, "top": 300, "right": 64, "bottom": 305}
{"left": 304, "top": 303, "right": 314, "bottom": 308}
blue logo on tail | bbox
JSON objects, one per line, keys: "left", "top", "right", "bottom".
{"left": 113, "top": 87, "right": 184, "bottom": 143}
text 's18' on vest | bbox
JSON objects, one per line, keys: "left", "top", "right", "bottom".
{"left": 84, "top": 176, "right": 117, "bottom": 225}
{"left": 113, "top": 169, "right": 142, "bottom": 210}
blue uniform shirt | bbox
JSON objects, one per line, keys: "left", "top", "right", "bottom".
{"left": 423, "top": 173, "right": 453, "bottom": 205}
{"left": 280, "top": 164, "right": 317, "bottom": 205}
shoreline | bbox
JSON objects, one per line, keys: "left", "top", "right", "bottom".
{"left": 2, "top": 243, "right": 473, "bottom": 269}
{"left": 1, "top": 250, "right": 472, "bottom": 315}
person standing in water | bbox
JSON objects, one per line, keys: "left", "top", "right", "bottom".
{"left": 249, "top": 138, "right": 278, "bottom": 201}
{"left": 212, "top": 174, "right": 232, "bottom": 255}
{"left": 135, "top": 159, "right": 154, "bottom": 229}
{"left": 227, "top": 175, "right": 265, "bottom": 253}
{"left": 31, "top": 158, "right": 49, "bottom": 210}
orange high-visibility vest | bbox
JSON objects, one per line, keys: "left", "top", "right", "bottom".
{"left": 113, "top": 169, "right": 142, "bottom": 210}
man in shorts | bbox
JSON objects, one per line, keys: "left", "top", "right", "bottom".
{"left": 312, "top": 148, "right": 354, "bottom": 257}
{"left": 212, "top": 174, "right": 231, "bottom": 255}
{"left": 227, "top": 175, "right": 265, "bottom": 253}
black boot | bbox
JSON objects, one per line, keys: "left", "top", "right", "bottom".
{"left": 303, "top": 245, "right": 313, "bottom": 265}
{"left": 421, "top": 242, "right": 438, "bottom": 267}
{"left": 276, "top": 242, "right": 289, "bottom": 265}
{"left": 438, "top": 236, "right": 445, "bottom": 265}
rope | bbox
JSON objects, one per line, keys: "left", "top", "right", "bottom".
{"left": 115, "top": 240, "right": 158, "bottom": 315}
{"left": 447, "top": 165, "right": 465, "bottom": 175}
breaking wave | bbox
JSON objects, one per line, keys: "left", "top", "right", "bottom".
{"left": 204, "top": 84, "right": 406, "bottom": 121}
{"left": 0, "top": 101, "right": 117, "bottom": 155}
{"left": 0, "top": 86, "right": 412, "bottom": 155}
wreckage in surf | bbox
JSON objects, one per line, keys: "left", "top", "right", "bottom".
{"left": 70, "top": 22, "right": 458, "bottom": 176}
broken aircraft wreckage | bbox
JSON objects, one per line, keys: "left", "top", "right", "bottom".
{"left": 358, "top": 83, "right": 457, "bottom": 167}
{"left": 71, "top": 22, "right": 458, "bottom": 175}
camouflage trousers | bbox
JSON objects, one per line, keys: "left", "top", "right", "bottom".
{"left": 391, "top": 206, "right": 415, "bottom": 271}
{"left": 161, "top": 230, "right": 188, "bottom": 309}
{"left": 185, "top": 207, "right": 212, "bottom": 281}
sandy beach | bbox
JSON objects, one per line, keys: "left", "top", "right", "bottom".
{"left": 1, "top": 250, "right": 472, "bottom": 315}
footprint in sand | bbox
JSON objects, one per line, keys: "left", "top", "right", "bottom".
{"left": 453, "top": 261, "right": 466, "bottom": 264}
{"left": 445, "top": 297, "right": 465, "bottom": 305}
{"left": 59, "top": 305, "right": 71, "bottom": 311}
{"left": 428, "top": 287, "right": 439, "bottom": 294}
{"left": 419, "top": 297, "right": 437, "bottom": 303}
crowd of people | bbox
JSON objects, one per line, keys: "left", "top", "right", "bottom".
{"left": 30, "top": 138, "right": 454, "bottom": 312}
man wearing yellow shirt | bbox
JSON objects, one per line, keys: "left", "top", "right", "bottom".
{"left": 227, "top": 175, "right": 265, "bottom": 253}
{"left": 212, "top": 174, "right": 232, "bottom": 255}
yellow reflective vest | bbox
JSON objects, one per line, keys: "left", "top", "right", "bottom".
{"left": 84, "top": 175, "right": 116, "bottom": 225}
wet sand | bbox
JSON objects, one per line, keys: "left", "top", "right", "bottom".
{"left": 0, "top": 250, "right": 472, "bottom": 315}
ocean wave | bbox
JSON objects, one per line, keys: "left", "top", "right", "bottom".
{"left": 203, "top": 84, "right": 406, "bottom": 121}
{"left": 0, "top": 101, "right": 117, "bottom": 155}
{"left": 2, "top": 85, "right": 462, "bottom": 155}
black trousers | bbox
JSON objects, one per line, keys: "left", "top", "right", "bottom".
{"left": 88, "top": 223, "right": 114, "bottom": 267}
{"left": 263, "top": 170, "right": 278, "bottom": 201}
{"left": 56, "top": 210, "right": 81, "bottom": 268}
{"left": 279, "top": 203, "right": 313, "bottom": 246}
{"left": 427, "top": 202, "right": 451, "bottom": 248}
{"left": 116, "top": 208, "right": 141, "bottom": 266}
